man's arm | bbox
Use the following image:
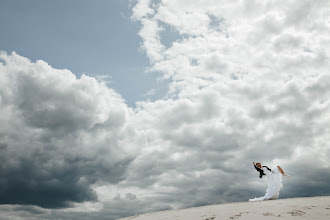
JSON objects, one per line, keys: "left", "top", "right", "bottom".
{"left": 254, "top": 164, "right": 262, "bottom": 172}
{"left": 263, "top": 166, "right": 272, "bottom": 171}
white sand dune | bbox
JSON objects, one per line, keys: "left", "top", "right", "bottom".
{"left": 117, "top": 196, "right": 330, "bottom": 220}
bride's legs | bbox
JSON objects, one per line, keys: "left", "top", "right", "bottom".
{"left": 270, "top": 192, "right": 279, "bottom": 200}
{"left": 277, "top": 166, "right": 285, "bottom": 175}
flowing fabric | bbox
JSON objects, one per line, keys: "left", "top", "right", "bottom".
{"left": 249, "top": 166, "right": 283, "bottom": 201}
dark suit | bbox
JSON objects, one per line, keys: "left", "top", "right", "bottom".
{"left": 254, "top": 165, "right": 272, "bottom": 178}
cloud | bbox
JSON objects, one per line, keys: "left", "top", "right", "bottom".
{"left": 1, "top": 0, "right": 330, "bottom": 219}
{"left": 0, "top": 51, "right": 136, "bottom": 208}
{"left": 116, "top": 0, "right": 330, "bottom": 213}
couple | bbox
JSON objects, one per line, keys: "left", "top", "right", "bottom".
{"left": 249, "top": 162, "right": 288, "bottom": 202}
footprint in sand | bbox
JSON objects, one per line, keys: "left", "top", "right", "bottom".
{"left": 228, "top": 212, "right": 251, "bottom": 220}
{"left": 203, "top": 215, "right": 215, "bottom": 220}
{"left": 263, "top": 212, "right": 281, "bottom": 217}
{"left": 263, "top": 212, "right": 274, "bottom": 216}
{"left": 228, "top": 212, "right": 244, "bottom": 219}
{"left": 287, "top": 210, "right": 306, "bottom": 216}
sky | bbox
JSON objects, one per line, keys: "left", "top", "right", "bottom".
{"left": 0, "top": 0, "right": 330, "bottom": 219}
{"left": 0, "top": 0, "right": 167, "bottom": 106}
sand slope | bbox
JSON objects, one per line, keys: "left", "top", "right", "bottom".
{"left": 117, "top": 196, "right": 330, "bottom": 220}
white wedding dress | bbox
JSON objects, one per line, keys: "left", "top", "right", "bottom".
{"left": 249, "top": 166, "right": 283, "bottom": 201}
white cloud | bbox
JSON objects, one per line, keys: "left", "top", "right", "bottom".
{"left": 121, "top": 0, "right": 330, "bottom": 213}
{"left": 0, "top": 51, "right": 137, "bottom": 208}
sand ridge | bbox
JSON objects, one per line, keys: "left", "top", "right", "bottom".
{"left": 117, "top": 196, "right": 330, "bottom": 220}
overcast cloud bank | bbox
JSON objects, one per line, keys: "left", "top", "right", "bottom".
{"left": 0, "top": 0, "right": 330, "bottom": 219}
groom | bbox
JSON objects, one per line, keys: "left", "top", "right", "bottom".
{"left": 253, "top": 162, "right": 272, "bottom": 178}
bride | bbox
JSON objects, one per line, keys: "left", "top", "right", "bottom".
{"left": 249, "top": 162, "right": 287, "bottom": 201}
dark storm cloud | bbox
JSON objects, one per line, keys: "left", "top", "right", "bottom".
{"left": 0, "top": 148, "right": 133, "bottom": 208}
{"left": 280, "top": 161, "right": 330, "bottom": 198}
{"left": 0, "top": 197, "right": 172, "bottom": 220}
{"left": 0, "top": 52, "right": 135, "bottom": 208}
